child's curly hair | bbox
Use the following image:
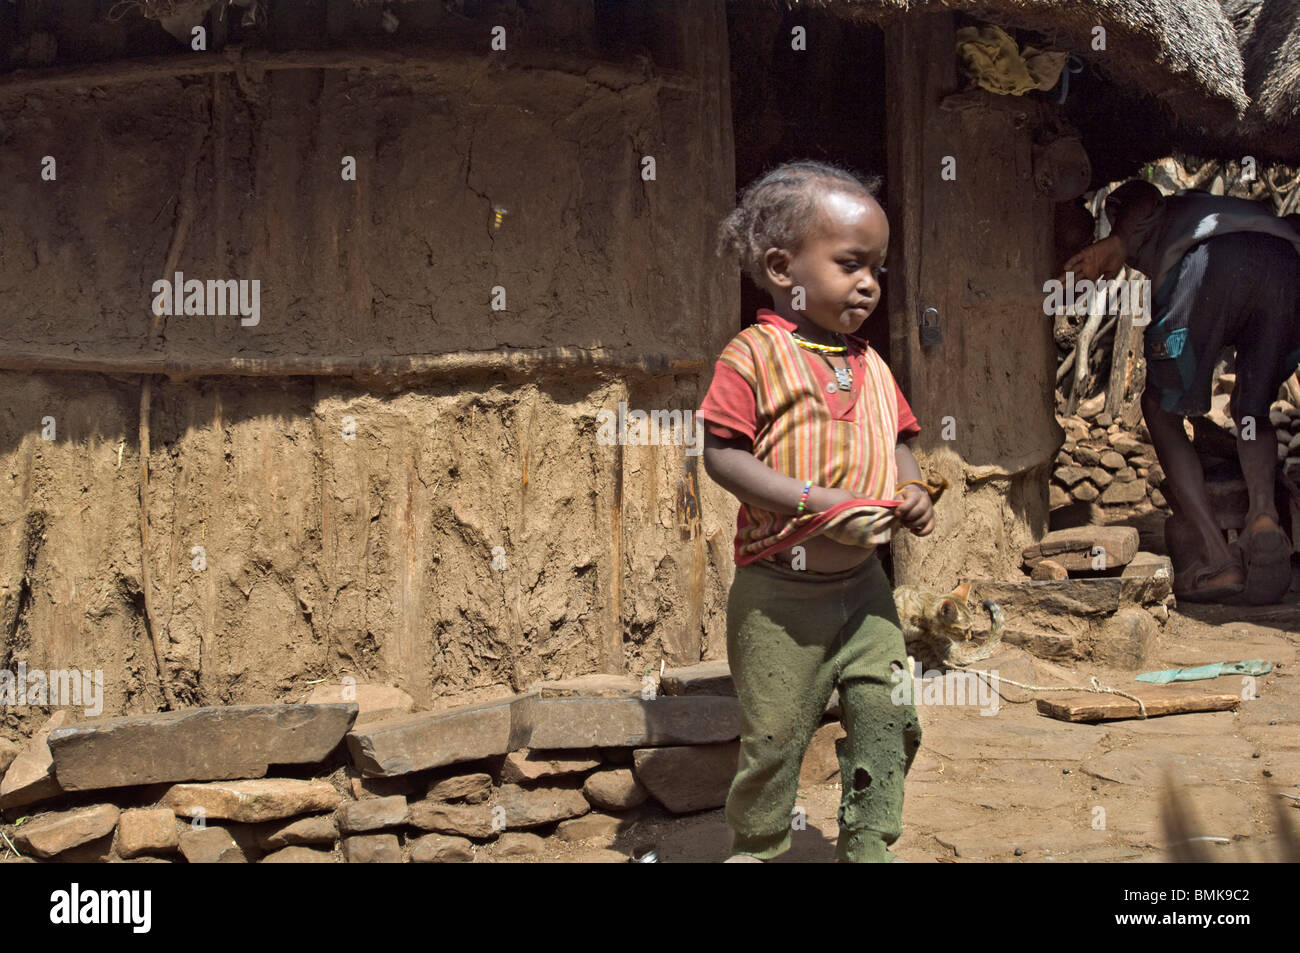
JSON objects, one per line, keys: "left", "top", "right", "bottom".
{"left": 716, "top": 160, "right": 883, "bottom": 286}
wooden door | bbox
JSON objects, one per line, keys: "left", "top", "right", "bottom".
{"left": 884, "top": 13, "right": 1061, "bottom": 587}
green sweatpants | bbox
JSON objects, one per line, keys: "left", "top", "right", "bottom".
{"left": 724, "top": 554, "right": 921, "bottom": 862}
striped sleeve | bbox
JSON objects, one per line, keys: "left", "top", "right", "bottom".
{"left": 697, "top": 333, "right": 761, "bottom": 442}
{"left": 895, "top": 381, "right": 920, "bottom": 440}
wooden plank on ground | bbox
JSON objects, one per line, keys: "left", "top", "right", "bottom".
{"left": 1036, "top": 686, "right": 1241, "bottom": 722}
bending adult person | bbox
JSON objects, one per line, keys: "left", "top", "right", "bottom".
{"left": 1064, "top": 181, "right": 1300, "bottom": 604}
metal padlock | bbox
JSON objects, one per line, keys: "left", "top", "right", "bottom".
{"left": 919, "top": 307, "right": 941, "bottom": 348}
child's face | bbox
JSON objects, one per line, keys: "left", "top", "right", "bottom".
{"left": 764, "top": 189, "right": 890, "bottom": 336}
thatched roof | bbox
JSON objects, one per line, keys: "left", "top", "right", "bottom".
{"left": 1222, "top": 0, "right": 1300, "bottom": 159}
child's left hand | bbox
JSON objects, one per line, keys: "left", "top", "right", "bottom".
{"left": 895, "top": 485, "right": 935, "bottom": 537}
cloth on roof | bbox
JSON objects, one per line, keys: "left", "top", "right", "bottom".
{"left": 955, "top": 25, "right": 1067, "bottom": 97}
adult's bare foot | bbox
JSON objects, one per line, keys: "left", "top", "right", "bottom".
{"left": 1236, "top": 513, "right": 1292, "bottom": 605}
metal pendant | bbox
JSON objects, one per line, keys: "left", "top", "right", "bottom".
{"left": 834, "top": 366, "right": 853, "bottom": 391}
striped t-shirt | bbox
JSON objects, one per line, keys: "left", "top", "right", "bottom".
{"left": 697, "top": 309, "right": 921, "bottom": 566}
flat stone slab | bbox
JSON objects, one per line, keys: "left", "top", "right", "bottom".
{"left": 1021, "top": 526, "right": 1139, "bottom": 571}
{"left": 582, "top": 768, "right": 648, "bottom": 811}
{"left": 408, "top": 800, "right": 497, "bottom": 838}
{"left": 514, "top": 695, "right": 741, "bottom": 749}
{"left": 529, "top": 674, "right": 643, "bottom": 698}
{"left": 969, "top": 575, "right": 1169, "bottom": 620}
{"left": 494, "top": 783, "right": 590, "bottom": 829}
{"left": 338, "top": 795, "right": 409, "bottom": 834}
{"left": 162, "top": 779, "right": 342, "bottom": 823}
{"left": 556, "top": 813, "right": 625, "bottom": 846}
{"left": 261, "top": 846, "right": 337, "bottom": 863}
{"left": 13, "top": 804, "right": 119, "bottom": 859}
{"left": 410, "top": 833, "right": 475, "bottom": 862}
{"left": 256, "top": 814, "right": 338, "bottom": 850}
{"left": 493, "top": 831, "right": 546, "bottom": 858}
{"left": 342, "top": 833, "right": 402, "bottom": 863}
{"left": 47, "top": 704, "right": 357, "bottom": 790}
{"left": 117, "top": 808, "right": 180, "bottom": 859}
{"left": 499, "top": 748, "right": 600, "bottom": 782}
{"left": 632, "top": 743, "right": 740, "bottom": 813}
{"left": 348, "top": 773, "right": 414, "bottom": 800}
{"left": 426, "top": 772, "right": 492, "bottom": 803}
{"left": 660, "top": 661, "right": 735, "bottom": 697}
{"left": 178, "top": 826, "right": 246, "bottom": 863}
{"left": 305, "top": 683, "right": 415, "bottom": 714}
{"left": 1121, "top": 551, "right": 1173, "bottom": 581}
{"left": 0, "top": 711, "right": 68, "bottom": 809}
{"left": 346, "top": 696, "right": 515, "bottom": 777}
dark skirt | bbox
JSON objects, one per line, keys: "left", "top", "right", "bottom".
{"left": 1144, "top": 230, "right": 1300, "bottom": 419}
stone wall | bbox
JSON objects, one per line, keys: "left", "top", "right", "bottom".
{"left": 0, "top": 669, "right": 832, "bottom": 863}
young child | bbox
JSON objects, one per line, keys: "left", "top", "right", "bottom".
{"left": 697, "top": 160, "right": 934, "bottom": 863}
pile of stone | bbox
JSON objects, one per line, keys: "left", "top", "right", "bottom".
{"left": 1052, "top": 394, "right": 1165, "bottom": 513}
{"left": 955, "top": 525, "right": 1177, "bottom": 668}
{"left": 0, "top": 672, "right": 817, "bottom": 864}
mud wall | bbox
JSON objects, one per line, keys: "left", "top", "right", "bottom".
{"left": 0, "top": 0, "right": 739, "bottom": 730}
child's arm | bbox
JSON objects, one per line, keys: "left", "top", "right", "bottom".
{"left": 894, "top": 439, "right": 935, "bottom": 537}
{"left": 702, "top": 431, "right": 860, "bottom": 515}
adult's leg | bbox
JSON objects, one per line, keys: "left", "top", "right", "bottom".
{"left": 1141, "top": 385, "right": 1242, "bottom": 588}
{"left": 1229, "top": 386, "right": 1283, "bottom": 533}
{"left": 1225, "top": 234, "right": 1300, "bottom": 602}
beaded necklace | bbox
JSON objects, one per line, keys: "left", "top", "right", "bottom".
{"left": 791, "top": 331, "right": 853, "bottom": 392}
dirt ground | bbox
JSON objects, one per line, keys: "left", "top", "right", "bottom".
{"left": 477, "top": 595, "right": 1300, "bottom": 863}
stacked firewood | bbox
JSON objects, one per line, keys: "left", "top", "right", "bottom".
{"left": 1208, "top": 372, "right": 1300, "bottom": 482}
{"left": 1269, "top": 400, "right": 1300, "bottom": 480}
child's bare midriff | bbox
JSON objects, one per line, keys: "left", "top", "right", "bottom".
{"left": 766, "top": 533, "right": 876, "bottom": 573}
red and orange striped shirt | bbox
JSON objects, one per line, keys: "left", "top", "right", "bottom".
{"left": 697, "top": 309, "right": 921, "bottom": 566}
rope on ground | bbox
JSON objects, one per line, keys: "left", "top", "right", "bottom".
{"left": 954, "top": 668, "right": 1149, "bottom": 718}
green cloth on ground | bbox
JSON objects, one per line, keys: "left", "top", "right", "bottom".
{"left": 725, "top": 555, "right": 920, "bottom": 863}
{"left": 1135, "top": 660, "right": 1274, "bottom": 684}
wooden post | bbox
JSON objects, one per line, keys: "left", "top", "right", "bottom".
{"left": 1103, "top": 310, "right": 1136, "bottom": 418}
{"left": 604, "top": 383, "right": 627, "bottom": 676}
{"left": 886, "top": 13, "right": 1057, "bottom": 584}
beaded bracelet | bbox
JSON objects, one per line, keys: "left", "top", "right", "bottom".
{"left": 796, "top": 480, "right": 813, "bottom": 514}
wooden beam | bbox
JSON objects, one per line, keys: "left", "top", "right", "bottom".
{"left": 0, "top": 46, "right": 695, "bottom": 98}
{"left": 0, "top": 347, "right": 706, "bottom": 384}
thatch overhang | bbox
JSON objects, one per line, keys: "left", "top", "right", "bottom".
{"left": 1222, "top": 0, "right": 1300, "bottom": 161}
{"left": 746, "top": 1, "right": 1247, "bottom": 113}
{"left": 742, "top": 0, "right": 1255, "bottom": 176}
